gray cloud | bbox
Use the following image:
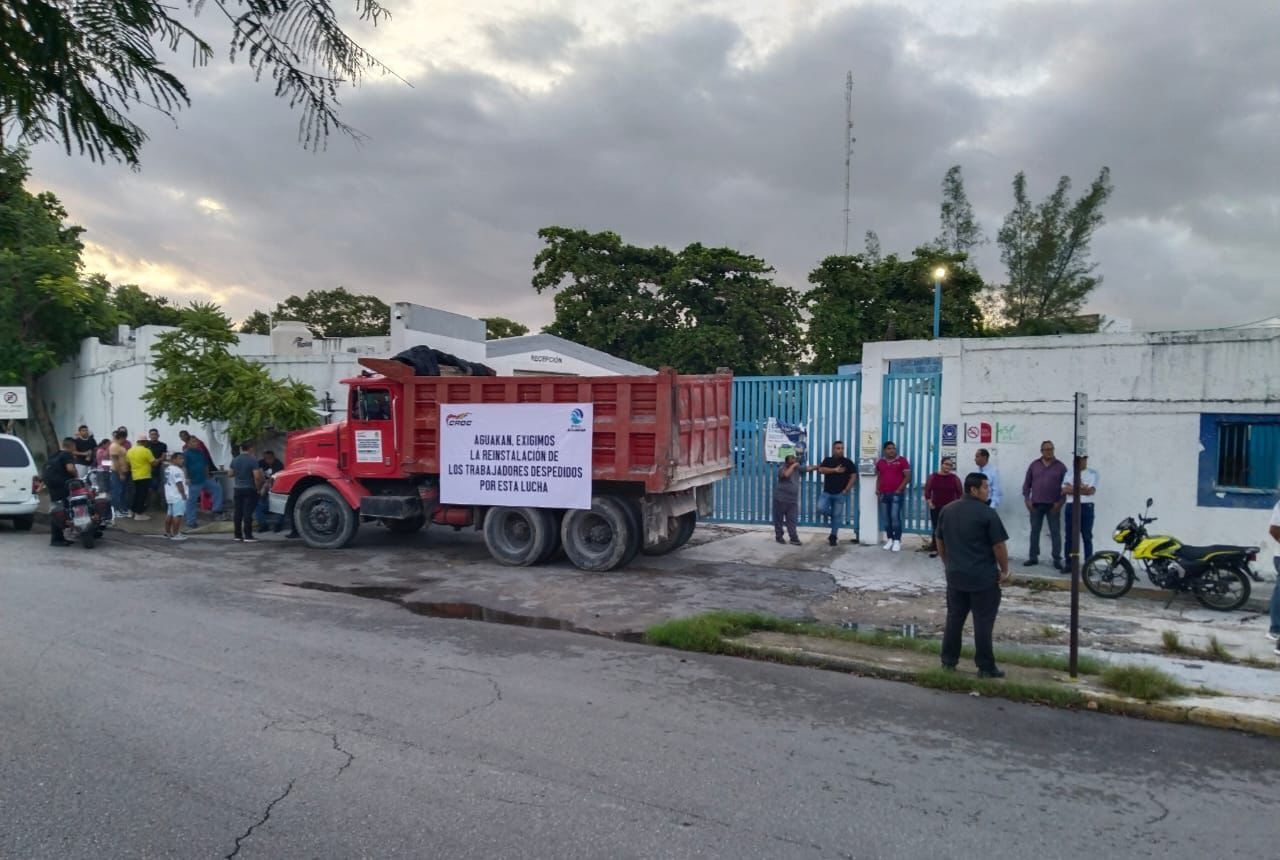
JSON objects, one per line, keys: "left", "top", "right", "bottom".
{"left": 27, "top": 0, "right": 1280, "bottom": 333}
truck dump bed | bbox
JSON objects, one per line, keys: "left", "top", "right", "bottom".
{"left": 357, "top": 358, "right": 732, "bottom": 494}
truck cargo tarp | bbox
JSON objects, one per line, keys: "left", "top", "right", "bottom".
{"left": 392, "top": 346, "right": 496, "bottom": 377}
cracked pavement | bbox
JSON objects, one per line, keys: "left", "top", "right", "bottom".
{"left": 2, "top": 527, "right": 1279, "bottom": 858}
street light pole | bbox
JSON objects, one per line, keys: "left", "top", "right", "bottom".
{"left": 932, "top": 267, "right": 946, "bottom": 339}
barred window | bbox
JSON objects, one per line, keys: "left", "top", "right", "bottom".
{"left": 1215, "top": 422, "right": 1280, "bottom": 490}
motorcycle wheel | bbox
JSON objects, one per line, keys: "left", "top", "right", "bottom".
{"left": 80, "top": 529, "right": 96, "bottom": 549}
{"left": 1193, "top": 566, "right": 1251, "bottom": 612}
{"left": 1082, "top": 552, "right": 1134, "bottom": 598}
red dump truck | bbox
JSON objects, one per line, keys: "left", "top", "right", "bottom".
{"left": 269, "top": 357, "right": 732, "bottom": 571}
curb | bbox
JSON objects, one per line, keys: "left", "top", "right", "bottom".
{"left": 1009, "top": 573, "right": 1270, "bottom": 615}
{"left": 734, "top": 640, "right": 1280, "bottom": 738}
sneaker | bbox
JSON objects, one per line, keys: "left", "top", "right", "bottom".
{"left": 850, "top": 537, "right": 860, "bottom": 545}
{"left": 285, "top": 532, "right": 301, "bottom": 540}
{"left": 1266, "top": 632, "right": 1279, "bottom": 642}
{"left": 883, "top": 540, "right": 893, "bottom": 550}
{"left": 940, "top": 664, "right": 956, "bottom": 672}
{"left": 775, "top": 537, "right": 786, "bottom": 544}
{"left": 789, "top": 539, "right": 802, "bottom": 546}
{"left": 162, "top": 533, "right": 171, "bottom": 539}
{"left": 1023, "top": 559, "right": 1039, "bottom": 567}
{"left": 929, "top": 551, "right": 938, "bottom": 558}
{"left": 133, "top": 514, "right": 151, "bottom": 522}
{"left": 171, "top": 533, "right": 188, "bottom": 542}
{"left": 234, "top": 537, "right": 244, "bottom": 542}
{"left": 827, "top": 535, "right": 837, "bottom": 547}
{"left": 50, "top": 539, "right": 73, "bottom": 547}
{"left": 243, "top": 537, "right": 259, "bottom": 543}
{"left": 891, "top": 540, "right": 901, "bottom": 552}
{"left": 977, "top": 668, "right": 1006, "bottom": 679}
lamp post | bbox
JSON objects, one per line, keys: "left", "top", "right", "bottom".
{"left": 932, "top": 266, "right": 947, "bottom": 339}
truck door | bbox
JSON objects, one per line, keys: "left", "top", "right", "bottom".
{"left": 346, "top": 386, "right": 398, "bottom": 480}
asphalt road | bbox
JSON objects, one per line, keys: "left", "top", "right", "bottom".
{"left": 2, "top": 530, "right": 1278, "bottom": 859}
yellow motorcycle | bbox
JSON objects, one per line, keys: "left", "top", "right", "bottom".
{"left": 1083, "top": 498, "right": 1261, "bottom": 611}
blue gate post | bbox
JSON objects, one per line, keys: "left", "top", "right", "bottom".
{"left": 880, "top": 369, "right": 942, "bottom": 535}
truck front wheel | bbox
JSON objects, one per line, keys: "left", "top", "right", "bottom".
{"left": 296, "top": 484, "right": 360, "bottom": 549}
{"left": 561, "top": 497, "right": 635, "bottom": 572}
{"left": 484, "top": 507, "right": 557, "bottom": 566}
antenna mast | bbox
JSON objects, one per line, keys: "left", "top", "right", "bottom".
{"left": 843, "top": 71, "right": 855, "bottom": 255}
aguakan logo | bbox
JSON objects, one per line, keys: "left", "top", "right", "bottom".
{"left": 445, "top": 412, "right": 473, "bottom": 427}
{"left": 567, "top": 408, "right": 587, "bottom": 431}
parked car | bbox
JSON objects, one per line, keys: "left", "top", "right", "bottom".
{"left": 0, "top": 433, "right": 39, "bottom": 531}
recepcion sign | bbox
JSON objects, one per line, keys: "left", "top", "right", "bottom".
{"left": 439, "top": 403, "right": 594, "bottom": 510}
{"left": 0, "top": 387, "right": 28, "bottom": 420}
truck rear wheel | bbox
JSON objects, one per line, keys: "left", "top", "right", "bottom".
{"left": 484, "top": 507, "right": 557, "bottom": 566}
{"left": 561, "top": 496, "right": 635, "bottom": 572}
{"left": 642, "top": 512, "right": 696, "bottom": 556}
{"left": 296, "top": 484, "right": 360, "bottom": 549}
{"left": 670, "top": 512, "right": 696, "bottom": 549}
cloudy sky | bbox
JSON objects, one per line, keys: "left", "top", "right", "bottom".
{"left": 26, "top": 0, "right": 1280, "bottom": 332}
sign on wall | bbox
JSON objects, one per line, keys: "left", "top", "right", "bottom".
{"left": 0, "top": 387, "right": 28, "bottom": 420}
{"left": 941, "top": 423, "right": 958, "bottom": 446}
{"left": 439, "top": 403, "right": 594, "bottom": 509}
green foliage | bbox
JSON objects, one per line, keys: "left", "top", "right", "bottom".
{"left": 1099, "top": 664, "right": 1189, "bottom": 701}
{"left": 109, "top": 281, "right": 183, "bottom": 328}
{"left": 0, "top": 0, "right": 393, "bottom": 166}
{"left": 244, "top": 287, "right": 390, "bottom": 338}
{"left": 532, "top": 227, "right": 804, "bottom": 374}
{"left": 143, "top": 303, "right": 318, "bottom": 443}
{"left": 996, "top": 167, "right": 1113, "bottom": 332}
{"left": 482, "top": 316, "right": 530, "bottom": 339}
{"left": 0, "top": 148, "right": 114, "bottom": 445}
{"left": 806, "top": 249, "right": 986, "bottom": 372}
{"left": 936, "top": 165, "right": 985, "bottom": 260}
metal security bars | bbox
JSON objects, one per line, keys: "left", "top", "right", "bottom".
{"left": 880, "top": 370, "right": 942, "bottom": 534}
{"left": 708, "top": 374, "right": 861, "bottom": 529}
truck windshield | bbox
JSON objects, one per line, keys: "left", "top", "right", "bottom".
{"left": 354, "top": 389, "right": 391, "bottom": 421}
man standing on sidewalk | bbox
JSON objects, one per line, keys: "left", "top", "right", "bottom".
{"left": 108, "top": 430, "right": 130, "bottom": 517}
{"left": 1266, "top": 501, "right": 1280, "bottom": 656}
{"left": 935, "top": 472, "right": 1011, "bottom": 678}
{"left": 229, "top": 442, "right": 263, "bottom": 542}
{"left": 772, "top": 454, "right": 803, "bottom": 546}
{"left": 45, "top": 438, "right": 79, "bottom": 546}
{"left": 1062, "top": 455, "right": 1099, "bottom": 561}
{"left": 974, "top": 449, "right": 1002, "bottom": 508}
{"left": 72, "top": 425, "right": 96, "bottom": 479}
{"left": 1022, "top": 441, "right": 1067, "bottom": 569}
{"left": 875, "top": 441, "right": 911, "bottom": 552}
{"left": 182, "top": 435, "right": 211, "bottom": 529}
{"left": 815, "top": 441, "right": 857, "bottom": 547}
{"left": 126, "top": 434, "right": 156, "bottom": 521}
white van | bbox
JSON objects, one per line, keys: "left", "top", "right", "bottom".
{"left": 0, "top": 433, "right": 39, "bottom": 531}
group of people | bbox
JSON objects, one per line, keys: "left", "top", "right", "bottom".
{"left": 52, "top": 425, "right": 292, "bottom": 545}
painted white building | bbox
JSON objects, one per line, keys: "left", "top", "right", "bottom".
{"left": 34, "top": 303, "right": 653, "bottom": 464}
{"left": 855, "top": 326, "right": 1280, "bottom": 565}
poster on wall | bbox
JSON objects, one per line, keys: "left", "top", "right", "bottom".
{"left": 764, "top": 418, "right": 808, "bottom": 463}
{"left": 439, "top": 403, "right": 594, "bottom": 509}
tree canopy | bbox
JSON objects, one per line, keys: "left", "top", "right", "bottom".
{"left": 0, "top": 0, "right": 395, "bottom": 166}
{"left": 806, "top": 250, "right": 986, "bottom": 372}
{"left": 239, "top": 286, "right": 390, "bottom": 338}
{"left": 995, "top": 167, "right": 1113, "bottom": 333}
{"left": 936, "top": 165, "right": 985, "bottom": 261}
{"left": 109, "top": 281, "right": 184, "bottom": 328}
{"left": 143, "top": 302, "right": 318, "bottom": 443}
{"left": 482, "top": 317, "right": 529, "bottom": 339}
{"left": 0, "top": 147, "right": 114, "bottom": 446}
{"left": 532, "top": 227, "right": 804, "bottom": 374}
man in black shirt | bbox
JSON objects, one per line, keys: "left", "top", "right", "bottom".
{"left": 72, "top": 425, "right": 96, "bottom": 478}
{"left": 815, "top": 440, "right": 858, "bottom": 547}
{"left": 144, "top": 429, "right": 169, "bottom": 510}
{"left": 45, "top": 437, "right": 79, "bottom": 546}
{"left": 935, "top": 472, "right": 1011, "bottom": 677}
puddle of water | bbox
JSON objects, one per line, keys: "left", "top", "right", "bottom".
{"left": 284, "top": 581, "right": 644, "bottom": 643}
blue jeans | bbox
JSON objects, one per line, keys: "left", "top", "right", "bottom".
{"left": 1064, "top": 503, "right": 1095, "bottom": 560}
{"left": 207, "top": 478, "right": 224, "bottom": 513}
{"left": 185, "top": 483, "right": 206, "bottom": 527}
{"left": 109, "top": 472, "right": 127, "bottom": 513}
{"left": 1270, "top": 558, "right": 1280, "bottom": 636}
{"left": 817, "top": 492, "right": 847, "bottom": 538}
{"left": 254, "top": 493, "right": 281, "bottom": 529}
{"left": 879, "top": 493, "right": 904, "bottom": 541}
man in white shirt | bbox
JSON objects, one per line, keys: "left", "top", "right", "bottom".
{"left": 974, "top": 449, "right": 1002, "bottom": 508}
{"left": 1062, "top": 455, "right": 1099, "bottom": 562}
{"left": 1267, "top": 501, "right": 1280, "bottom": 655}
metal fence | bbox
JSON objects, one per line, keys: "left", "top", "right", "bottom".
{"left": 880, "top": 370, "right": 942, "bottom": 534}
{"left": 708, "top": 374, "right": 861, "bottom": 529}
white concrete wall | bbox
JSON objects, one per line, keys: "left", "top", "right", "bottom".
{"left": 858, "top": 329, "right": 1280, "bottom": 564}
{"left": 486, "top": 348, "right": 641, "bottom": 376}
{"left": 390, "top": 303, "right": 486, "bottom": 362}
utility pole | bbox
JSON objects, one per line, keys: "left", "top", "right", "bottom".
{"left": 843, "top": 72, "right": 855, "bottom": 255}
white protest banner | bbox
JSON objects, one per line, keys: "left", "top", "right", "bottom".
{"left": 0, "top": 387, "right": 28, "bottom": 420}
{"left": 439, "top": 403, "right": 593, "bottom": 510}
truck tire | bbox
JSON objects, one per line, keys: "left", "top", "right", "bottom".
{"left": 296, "top": 484, "right": 360, "bottom": 549}
{"left": 484, "top": 507, "right": 557, "bottom": 566}
{"left": 561, "top": 496, "right": 634, "bottom": 572}
{"left": 385, "top": 514, "right": 426, "bottom": 535}
{"left": 535, "top": 511, "right": 565, "bottom": 564}
{"left": 615, "top": 497, "right": 643, "bottom": 566}
{"left": 642, "top": 512, "right": 697, "bottom": 556}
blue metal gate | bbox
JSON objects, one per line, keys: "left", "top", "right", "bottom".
{"left": 881, "top": 370, "right": 942, "bottom": 535}
{"left": 709, "top": 374, "right": 861, "bottom": 529}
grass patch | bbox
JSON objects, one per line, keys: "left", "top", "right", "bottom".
{"left": 1040, "top": 625, "right": 1062, "bottom": 640}
{"left": 645, "top": 612, "right": 1103, "bottom": 675}
{"left": 1099, "top": 665, "right": 1189, "bottom": 701}
{"left": 1206, "top": 636, "right": 1232, "bottom": 662}
{"left": 1161, "top": 630, "right": 1186, "bottom": 653}
{"left": 916, "top": 668, "right": 1090, "bottom": 708}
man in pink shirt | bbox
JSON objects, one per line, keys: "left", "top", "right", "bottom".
{"left": 875, "top": 441, "right": 912, "bottom": 552}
